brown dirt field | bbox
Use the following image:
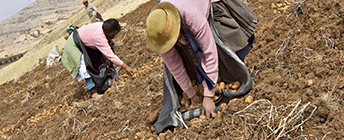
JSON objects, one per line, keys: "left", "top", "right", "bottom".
{"left": 0, "top": 0, "right": 343, "bottom": 139}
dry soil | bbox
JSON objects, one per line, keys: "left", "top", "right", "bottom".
{"left": 0, "top": 0, "right": 343, "bottom": 139}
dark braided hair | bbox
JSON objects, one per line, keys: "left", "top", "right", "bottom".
{"left": 102, "top": 19, "right": 121, "bottom": 48}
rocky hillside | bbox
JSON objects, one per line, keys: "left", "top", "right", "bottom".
{"left": 0, "top": 0, "right": 82, "bottom": 58}
{"left": 0, "top": 0, "right": 149, "bottom": 85}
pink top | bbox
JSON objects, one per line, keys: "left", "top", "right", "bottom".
{"left": 78, "top": 22, "right": 124, "bottom": 66}
{"left": 160, "top": 0, "right": 219, "bottom": 98}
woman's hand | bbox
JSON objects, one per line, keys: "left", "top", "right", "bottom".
{"left": 121, "top": 63, "right": 134, "bottom": 76}
{"left": 202, "top": 96, "right": 216, "bottom": 118}
{"left": 190, "top": 95, "right": 201, "bottom": 105}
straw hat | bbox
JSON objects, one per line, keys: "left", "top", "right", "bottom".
{"left": 82, "top": 0, "right": 88, "bottom": 4}
{"left": 146, "top": 2, "right": 181, "bottom": 54}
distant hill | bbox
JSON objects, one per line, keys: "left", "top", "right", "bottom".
{"left": 0, "top": 0, "right": 150, "bottom": 85}
{"left": 0, "top": 0, "right": 82, "bottom": 58}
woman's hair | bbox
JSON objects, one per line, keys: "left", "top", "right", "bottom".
{"left": 102, "top": 18, "right": 121, "bottom": 47}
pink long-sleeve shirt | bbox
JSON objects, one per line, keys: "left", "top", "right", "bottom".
{"left": 78, "top": 22, "right": 124, "bottom": 67}
{"left": 160, "top": 0, "right": 220, "bottom": 98}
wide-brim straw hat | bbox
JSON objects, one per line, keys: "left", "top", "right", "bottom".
{"left": 146, "top": 2, "right": 180, "bottom": 54}
{"left": 82, "top": 0, "right": 88, "bottom": 4}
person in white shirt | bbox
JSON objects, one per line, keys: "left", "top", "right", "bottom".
{"left": 83, "top": 0, "right": 103, "bottom": 23}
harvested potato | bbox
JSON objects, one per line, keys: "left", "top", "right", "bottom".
{"left": 307, "top": 79, "right": 313, "bottom": 87}
{"left": 245, "top": 95, "right": 254, "bottom": 104}
{"left": 284, "top": 0, "right": 291, "bottom": 4}
{"left": 225, "top": 83, "right": 232, "bottom": 89}
{"left": 150, "top": 126, "right": 156, "bottom": 132}
{"left": 219, "top": 82, "right": 225, "bottom": 89}
{"left": 220, "top": 103, "right": 227, "bottom": 110}
{"left": 231, "top": 81, "right": 241, "bottom": 90}
{"left": 190, "top": 118, "right": 200, "bottom": 124}
{"left": 179, "top": 92, "right": 190, "bottom": 109}
{"left": 277, "top": 3, "right": 283, "bottom": 8}
{"left": 189, "top": 103, "right": 202, "bottom": 110}
{"left": 215, "top": 85, "right": 222, "bottom": 94}
{"left": 215, "top": 111, "right": 222, "bottom": 118}
{"left": 214, "top": 96, "right": 219, "bottom": 100}
{"left": 273, "top": 10, "right": 278, "bottom": 14}
{"left": 185, "top": 101, "right": 190, "bottom": 109}
{"left": 199, "top": 115, "right": 206, "bottom": 120}
{"left": 135, "top": 132, "right": 141, "bottom": 139}
{"left": 180, "top": 98, "right": 186, "bottom": 106}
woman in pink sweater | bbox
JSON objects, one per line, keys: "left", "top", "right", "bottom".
{"left": 62, "top": 19, "right": 134, "bottom": 99}
{"left": 146, "top": 1, "right": 220, "bottom": 118}
{"left": 149, "top": 0, "right": 257, "bottom": 133}
{"left": 147, "top": 0, "right": 255, "bottom": 119}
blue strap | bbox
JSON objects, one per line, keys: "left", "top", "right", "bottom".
{"left": 184, "top": 28, "right": 214, "bottom": 90}
{"left": 185, "top": 29, "right": 203, "bottom": 59}
{"left": 195, "top": 63, "right": 215, "bottom": 90}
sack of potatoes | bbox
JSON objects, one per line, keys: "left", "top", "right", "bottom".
{"left": 178, "top": 79, "right": 241, "bottom": 112}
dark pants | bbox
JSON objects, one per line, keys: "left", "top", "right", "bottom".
{"left": 96, "top": 12, "right": 103, "bottom": 22}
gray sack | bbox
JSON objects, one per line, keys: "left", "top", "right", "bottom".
{"left": 153, "top": 0, "right": 257, "bottom": 134}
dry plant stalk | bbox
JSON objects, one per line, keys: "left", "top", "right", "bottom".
{"left": 319, "top": 29, "right": 335, "bottom": 49}
{"left": 72, "top": 118, "right": 93, "bottom": 135}
{"left": 275, "top": 32, "right": 294, "bottom": 68}
{"left": 231, "top": 99, "right": 317, "bottom": 139}
{"left": 293, "top": 0, "right": 306, "bottom": 17}
{"left": 118, "top": 120, "right": 130, "bottom": 133}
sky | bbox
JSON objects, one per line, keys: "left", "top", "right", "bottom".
{"left": 0, "top": 0, "right": 37, "bottom": 22}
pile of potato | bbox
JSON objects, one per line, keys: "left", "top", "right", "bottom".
{"left": 178, "top": 79, "right": 241, "bottom": 112}
{"left": 215, "top": 81, "right": 241, "bottom": 94}
{"left": 271, "top": 0, "right": 293, "bottom": 14}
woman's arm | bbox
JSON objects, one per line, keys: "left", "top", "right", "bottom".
{"left": 160, "top": 47, "right": 197, "bottom": 98}
{"left": 193, "top": 22, "right": 218, "bottom": 97}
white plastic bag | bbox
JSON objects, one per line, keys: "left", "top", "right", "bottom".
{"left": 46, "top": 45, "right": 61, "bottom": 66}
